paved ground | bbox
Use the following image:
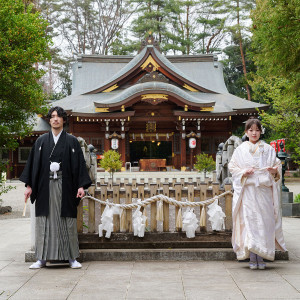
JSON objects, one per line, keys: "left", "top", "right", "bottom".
{"left": 0, "top": 217, "right": 300, "bottom": 299}
{"left": 0, "top": 178, "right": 299, "bottom": 299}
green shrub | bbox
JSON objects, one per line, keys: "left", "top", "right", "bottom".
{"left": 194, "top": 153, "right": 215, "bottom": 177}
{"left": 99, "top": 150, "right": 123, "bottom": 182}
{"left": 293, "top": 171, "right": 300, "bottom": 178}
{"left": 294, "top": 194, "right": 300, "bottom": 203}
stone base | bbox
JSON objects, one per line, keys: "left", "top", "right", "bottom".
{"left": 282, "top": 192, "right": 294, "bottom": 204}
{"left": 282, "top": 202, "right": 300, "bottom": 217}
{"left": 25, "top": 249, "right": 289, "bottom": 262}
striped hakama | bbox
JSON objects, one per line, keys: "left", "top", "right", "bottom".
{"left": 35, "top": 171, "right": 79, "bottom": 261}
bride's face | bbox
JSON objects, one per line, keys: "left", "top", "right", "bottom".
{"left": 246, "top": 124, "right": 261, "bottom": 144}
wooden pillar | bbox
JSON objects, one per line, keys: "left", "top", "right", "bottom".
{"left": 225, "top": 184, "right": 232, "bottom": 231}
{"left": 150, "top": 183, "right": 157, "bottom": 232}
{"left": 228, "top": 115, "right": 232, "bottom": 136}
{"left": 125, "top": 184, "right": 132, "bottom": 232}
{"left": 200, "top": 182, "right": 207, "bottom": 232}
{"left": 100, "top": 184, "right": 107, "bottom": 215}
{"left": 190, "top": 148, "right": 194, "bottom": 170}
{"left": 196, "top": 137, "right": 201, "bottom": 156}
{"left": 104, "top": 138, "right": 110, "bottom": 152}
{"left": 180, "top": 137, "right": 186, "bottom": 168}
{"left": 174, "top": 183, "right": 182, "bottom": 231}
{"left": 156, "top": 178, "right": 161, "bottom": 188}
{"left": 172, "top": 178, "right": 177, "bottom": 187}
{"left": 120, "top": 138, "right": 126, "bottom": 167}
{"left": 69, "top": 116, "right": 74, "bottom": 133}
{"left": 137, "top": 183, "right": 145, "bottom": 213}
{"left": 132, "top": 178, "right": 137, "bottom": 189}
{"left": 108, "top": 178, "right": 113, "bottom": 189}
{"left": 212, "top": 182, "right": 220, "bottom": 197}
{"left": 88, "top": 185, "right": 96, "bottom": 233}
{"left": 162, "top": 183, "right": 170, "bottom": 232}
{"left": 180, "top": 178, "right": 185, "bottom": 188}
{"left": 187, "top": 183, "right": 194, "bottom": 202}
{"left": 113, "top": 184, "right": 120, "bottom": 232}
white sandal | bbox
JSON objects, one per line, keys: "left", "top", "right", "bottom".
{"left": 29, "top": 260, "right": 46, "bottom": 269}
{"left": 69, "top": 260, "right": 82, "bottom": 269}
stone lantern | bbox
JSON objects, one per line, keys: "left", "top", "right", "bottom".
{"left": 277, "top": 141, "right": 289, "bottom": 192}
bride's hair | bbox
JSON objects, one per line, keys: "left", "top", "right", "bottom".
{"left": 245, "top": 117, "right": 262, "bottom": 132}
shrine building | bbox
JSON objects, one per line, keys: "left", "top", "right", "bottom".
{"left": 7, "top": 36, "right": 268, "bottom": 178}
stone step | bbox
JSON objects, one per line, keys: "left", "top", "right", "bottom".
{"left": 78, "top": 232, "right": 232, "bottom": 249}
{"left": 25, "top": 249, "right": 289, "bottom": 262}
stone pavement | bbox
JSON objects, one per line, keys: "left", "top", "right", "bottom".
{"left": 0, "top": 217, "right": 299, "bottom": 299}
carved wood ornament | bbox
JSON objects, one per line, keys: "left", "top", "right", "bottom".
{"left": 141, "top": 94, "right": 168, "bottom": 105}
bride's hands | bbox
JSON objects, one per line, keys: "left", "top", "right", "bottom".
{"left": 244, "top": 168, "right": 255, "bottom": 176}
{"left": 267, "top": 166, "right": 278, "bottom": 175}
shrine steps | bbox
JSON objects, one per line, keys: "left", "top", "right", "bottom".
{"left": 25, "top": 249, "right": 288, "bottom": 262}
{"left": 25, "top": 232, "right": 289, "bottom": 262}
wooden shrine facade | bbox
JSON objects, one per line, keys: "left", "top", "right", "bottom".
{"left": 7, "top": 35, "right": 267, "bottom": 178}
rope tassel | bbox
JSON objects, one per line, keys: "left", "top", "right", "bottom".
{"left": 156, "top": 200, "right": 164, "bottom": 222}
{"left": 200, "top": 206, "right": 206, "bottom": 227}
{"left": 120, "top": 209, "right": 126, "bottom": 232}
{"left": 143, "top": 207, "right": 148, "bottom": 227}
{"left": 176, "top": 207, "right": 183, "bottom": 229}
{"left": 81, "top": 191, "right": 232, "bottom": 239}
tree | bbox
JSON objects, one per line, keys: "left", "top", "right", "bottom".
{"left": 100, "top": 150, "right": 123, "bottom": 182}
{"left": 225, "top": 0, "right": 256, "bottom": 100}
{"left": 195, "top": 0, "right": 227, "bottom": 54}
{"left": 222, "top": 37, "right": 256, "bottom": 99}
{"left": 129, "top": 0, "right": 170, "bottom": 53}
{"left": 50, "top": 0, "right": 133, "bottom": 55}
{"left": 194, "top": 153, "right": 215, "bottom": 178}
{"left": 127, "top": 0, "right": 228, "bottom": 55}
{"left": 0, "top": 0, "right": 52, "bottom": 197}
{"left": 250, "top": 0, "right": 300, "bottom": 165}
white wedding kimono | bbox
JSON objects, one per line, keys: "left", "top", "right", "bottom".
{"left": 228, "top": 141, "right": 287, "bottom": 261}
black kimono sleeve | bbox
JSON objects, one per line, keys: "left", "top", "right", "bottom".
{"left": 19, "top": 142, "right": 36, "bottom": 187}
{"left": 76, "top": 140, "right": 92, "bottom": 190}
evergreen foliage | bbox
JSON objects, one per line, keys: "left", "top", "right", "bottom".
{"left": 250, "top": 0, "right": 300, "bottom": 165}
{"left": 100, "top": 150, "right": 123, "bottom": 182}
{"left": 0, "top": 0, "right": 51, "bottom": 198}
{"left": 194, "top": 153, "right": 215, "bottom": 178}
{"left": 222, "top": 37, "right": 256, "bottom": 99}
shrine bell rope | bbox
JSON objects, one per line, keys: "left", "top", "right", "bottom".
{"left": 82, "top": 190, "right": 232, "bottom": 239}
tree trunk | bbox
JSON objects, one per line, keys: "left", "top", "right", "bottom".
{"left": 237, "top": 0, "right": 251, "bottom": 100}
{"left": 186, "top": 5, "right": 190, "bottom": 55}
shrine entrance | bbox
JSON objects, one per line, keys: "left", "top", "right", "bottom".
{"left": 129, "top": 141, "right": 172, "bottom": 168}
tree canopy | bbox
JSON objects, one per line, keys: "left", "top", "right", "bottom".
{"left": 0, "top": 0, "right": 52, "bottom": 196}
{"left": 0, "top": 0, "right": 51, "bottom": 150}
{"left": 250, "top": 0, "right": 300, "bottom": 164}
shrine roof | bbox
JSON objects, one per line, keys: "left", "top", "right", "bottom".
{"left": 52, "top": 82, "right": 267, "bottom": 115}
{"left": 71, "top": 45, "right": 227, "bottom": 95}
{"left": 32, "top": 115, "right": 50, "bottom": 131}
{"left": 93, "top": 82, "right": 214, "bottom": 107}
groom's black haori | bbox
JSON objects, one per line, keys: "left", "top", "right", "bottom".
{"left": 20, "top": 130, "right": 91, "bottom": 217}
{"left": 20, "top": 106, "right": 92, "bottom": 265}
